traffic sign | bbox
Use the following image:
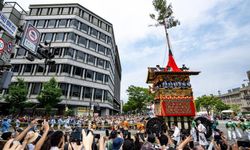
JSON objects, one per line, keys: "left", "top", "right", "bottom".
{"left": 7, "top": 42, "right": 13, "bottom": 53}
{"left": 0, "top": 11, "right": 18, "bottom": 38}
{"left": 20, "top": 23, "right": 41, "bottom": 54}
{"left": 0, "top": 38, "right": 5, "bottom": 53}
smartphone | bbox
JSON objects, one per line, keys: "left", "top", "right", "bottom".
{"left": 94, "top": 134, "right": 100, "bottom": 139}
{"left": 37, "top": 120, "right": 43, "bottom": 124}
{"left": 105, "top": 129, "right": 109, "bottom": 137}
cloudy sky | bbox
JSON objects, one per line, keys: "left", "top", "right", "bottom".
{"left": 14, "top": 0, "right": 250, "bottom": 102}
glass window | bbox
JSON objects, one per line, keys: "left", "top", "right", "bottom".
{"left": 98, "top": 45, "right": 105, "bottom": 54}
{"left": 95, "top": 89, "right": 102, "bottom": 100}
{"left": 80, "top": 23, "right": 88, "bottom": 33}
{"left": 92, "top": 17, "right": 98, "bottom": 26}
{"left": 62, "top": 7, "right": 69, "bottom": 15}
{"left": 106, "top": 48, "right": 111, "bottom": 56}
{"left": 78, "top": 37, "right": 87, "bottom": 47}
{"left": 60, "top": 83, "right": 68, "bottom": 96}
{"left": 55, "top": 33, "right": 64, "bottom": 42}
{"left": 30, "top": 8, "right": 38, "bottom": 16}
{"left": 24, "top": 64, "right": 32, "bottom": 73}
{"left": 90, "top": 28, "right": 98, "bottom": 37}
{"left": 73, "top": 66, "right": 83, "bottom": 76}
{"left": 61, "top": 64, "right": 71, "bottom": 74}
{"left": 37, "top": 20, "right": 45, "bottom": 28}
{"left": 31, "top": 83, "right": 41, "bottom": 95}
{"left": 13, "top": 64, "right": 20, "bottom": 73}
{"left": 87, "top": 55, "right": 95, "bottom": 65}
{"left": 105, "top": 62, "right": 110, "bottom": 69}
{"left": 76, "top": 51, "right": 85, "bottom": 61}
{"left": 84, "top": 87, "right": 93, "bottom": 99}
{"left": 105, "top": 75, "right": 109, "bottom": 83}
{"left": 83, "top": 12, "right": 89, "bottom": 20}
{"left": 70, "top": 19, "right": 78, "bottom": 29}
{"left": 51, "top": 8, "right": 59, "bottom": 15}
{"left": 99, "top": 32, "right": 106, "bottom": 41}
{"left": 16, "top": 48, "right": 26, "bottom": 56}
{"left": 89, "top": 41, "right": 97, "bottom": 50}
{"left": 95, "top": 72, "right": 104, "bottom": 82}
{"left": 59, "top": 19, "right": 67, "bottom": 28}
{"left": 53, "top": 48, "right": 61, "bottom": 57}
{"left": 41, "top": 8, "right": 48, "bottom": 15}
{"left": 44, "top": 33, "right": 53, "bottom": 42}
{"left": 37, "top": 64, "right": 45, "bottom": 73}
{"left": 28, "top": 20, "right": 35, "bottom": 26}
{"left": 48, "top": 20, "right": 56, "bottom": 28}
{"left": 85, "top": 70, "right": 94, "bottom": 80}
{"left": 63, "top": 48, "right": 74, "bottom": 58}
{"left": 49, "top": 64, "right": 57, "bottom": 73}
{"left": 71, "top": 84, "right": 81, "bottom": 97}
{"left": 97, "top": 59, "right": 104, "bottom": 67}
{"left": 107, "top": 36, "right": 112, "bottom": 44}
{"left": 67, "top": 33, "right": 76, "bottom": 43}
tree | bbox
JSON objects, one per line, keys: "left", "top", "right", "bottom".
{"left": 195, "top": 95, "right": 228, "bottom": 115}
{"left": 123, "top": 85, "right": 154, "bottom": 113}
{"left": 37, "top": 77, "right": 62, "bottom": 114}
{"left": 230, "top": 104, "right": 241, "bottom": 114}
{"left": 5, "top": 78, "right": 28, "bottom": 114}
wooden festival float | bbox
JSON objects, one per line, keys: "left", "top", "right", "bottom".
{"left": 145, "top": 0, "right": 200, "bottom": 134}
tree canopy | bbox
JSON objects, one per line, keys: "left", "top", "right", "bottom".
{"left": 123, "top": 85, "right": 154, "bottom": 113}
{"left": 37, "top": 77, "right": 62, "bottom": 113}
{"left": 195, "top": 95, "right": 230, "bottom": 115}
{"left": 5, "top": 78, "right": 28, "bottom": 114}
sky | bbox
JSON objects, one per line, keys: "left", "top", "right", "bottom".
{"left": 13, "top": 0, "right": 250, "bottom": 102}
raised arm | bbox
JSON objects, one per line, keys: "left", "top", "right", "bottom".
{"left": 14, "top": 119, "right": 38, "bottom": 141}
{"left": 34, "top": 120, "right": 50, "bottom": 150}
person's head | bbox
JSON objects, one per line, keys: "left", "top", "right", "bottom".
{"left": 112, "top": 137, "right": 124, "bottom": 150}
{"left": 110, "top": 130, "right": 117, "bottom": 139}
{"left": 147, "top": 134, "right": 155, "bottom": 143}
{"left": 50, "top": 131, "right": 64, "bottom": 148}
{"left": 1, "top": 132, "right": 12, "bottom": 140}
{"left": 122, "top": 139, "right": 134, "bottom": 150}
{"left": 197, "top": 120, "right": 201, "bottom": 124}
{"left": 159, "top": 134, "right": 168, "bottom": 146}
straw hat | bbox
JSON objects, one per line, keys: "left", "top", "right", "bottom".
{"left": 26, "top": 131, "right": 40, "bottom": 144}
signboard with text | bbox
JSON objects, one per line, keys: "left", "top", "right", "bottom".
{"left": 0, "top": 11, "right": 18, "bottom": 37}
{"left": 20, "top": 23, "right": 41, "bottom": 54}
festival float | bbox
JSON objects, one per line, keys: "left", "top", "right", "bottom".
{"left": 145, "top": 0, "right": 202, "bottom": 134}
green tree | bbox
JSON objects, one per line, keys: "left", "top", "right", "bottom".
{"left": 230, "top": 104, "right": 241, "bottom": 114}
{"left": 123, "top": 85, "right": 154, "bottom": 113}
{"left": 5, "top": 78, "right": 28, "bottom": 114}
{"left": 37, "top": 77, "right": 62, "bottom": 114}
{"left": 150, "top": 0, "right": 170, "bottom": 25}
{"left": 195, "top": 95, "right": 227, "bottom": 115}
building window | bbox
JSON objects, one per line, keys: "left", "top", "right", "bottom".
{"left": 37, "top": 64, "right": 45, "bottom": 73}
{"left": 63, "top": 48, "right": 74, "bottom": 58}
{"left": 70, "top": 19, "right": 78, "bottom": 29}
{"left": 31, "top": 83, "right": 41, "bottom": 95}
{"left": 51, "top": 8, "right": 59, "bottom": 15}
{"left": 84, "top": 87, "right": 93, "bottom": 99}
{"left": 48, "top": 20, "right": 56, "bottom": 28}
{"left": 99, "top": 32, "right": 106, "bottom": 41}
{"left": 89, "top": 41, "right": 97, "bottom": 50}
{"left": 97, "top": 59, "right": 104, "bottom": 68}
{"left": 60, "top": 83, "right": 68, "bottom": 96}
{"left": 44, "top": 33, "right": 53, "bottom": 42}
{"left": 13, "top": 64, "right": 21, "bottom": 73}
{"left": 85, "top": 70, "right": 94, "bottom": 80}
{"left": 55, "top": 33, "right": 64, "bottom": 42}
{"left": 78, "top": 37, "right": 87, "bottom": 47}
{"left": 49, "top": 64, "right": 57, "bottom": 73}
{"left": 98, "top": 45, "right": 105, "bottom": 54}
{"left": 41, "top": 8, "right": 48, "bottom": 15}
{"left": 24, "top": 64, "right": 33, "bottom": 73}
{"left": 28, "top": 20, "right": 35, "bottom": 26}
{"left": 59, "top": 19, "right": 67, "bottom": 28}
{"left": 30, "top": 8, "right": 38, "bottom": 16}
{"left": 105, "top": 62, "right": 110, "bottom": 69}
{"left": 87, "top": 55, "right": 95, "bottom": 65}
{"left": 61, "top": 64, "right": 71, "bottom": 74}
{"left": 37, "top": 20, "right": 45, "bottom": 28}
{"left": 62, "top": 7, "right": 69, "bottom": 15}
{"left": 16, "top": 48, "right": 26, "bottom": 56}
{"left": 80, "top": 23, "right": 88, "bottom": 33}
{"left": 73, "top": 66, "right": 83, "bottom": 76}
{"left": 53, "top": 48, "right": 61, "bottom": 57}
{"left": 92, "top": 17, "right": 98, "bottom": 26}
{"left": 67, "top": 33, "right": 76, "bottom": 43}
{"left": 106, "top": 48, "right": 111, "bottom": 56}
{"left": 76, "top": 51, "right": 85, "bottom": 61}
{"left": 95, "top": 89, "right": 102, "bottom": 100}
{"left": 71, "top": 84, "right": 81, "bottom": 97}
{"left": 83, "top": 12, "right": 89, "bottom": 20}
{"left": 107, "top": 36, "right": 112, "bottom": 45}
{"left": 90, "top": 28, "right": 98, "bottom": 37}
{"left": 95, "top": 72, "right": 104, "bottom": 82}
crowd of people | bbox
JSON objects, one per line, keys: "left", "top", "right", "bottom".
{"left": 0, "top": 114, "right": 249, "bottom": 150}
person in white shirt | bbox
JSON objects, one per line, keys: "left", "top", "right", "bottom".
{"left": 197, "top": 120, "right": 208, "bottom": 147}
{"left": 171, "top": 123, "right": 180, "bottom": 146}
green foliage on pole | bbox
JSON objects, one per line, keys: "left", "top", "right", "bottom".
{"left": 123, "top": 85, "right": 154, "bottom": 113}
{"left": 229, "top": 104, "right": 241, "bottom": 114}
{"left": 150, "top": 0, "right": 169, "bottom": 24}
{"left": 5, "top": 78, "right": 28, "bottom": 114}
{"left": 37, "top": 77, "right": 62, "bottom": 114}
{"left": 195, "top": 95, "right": 230, "bottom": 115}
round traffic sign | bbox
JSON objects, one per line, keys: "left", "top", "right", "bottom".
{"left": 7, "top": 42, "right": 13, "bottom": 53}
{"left": 27, "top": 27, "right": 39, "bottom": 42}
{"left": 0, "top": 38, "right": 5, "bottom": 53}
